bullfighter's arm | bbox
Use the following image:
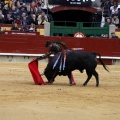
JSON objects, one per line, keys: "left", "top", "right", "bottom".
{"left": 38, "top": 51, "right": 52, "bottom": 60}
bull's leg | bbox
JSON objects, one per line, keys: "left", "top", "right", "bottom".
{"left": 68, "top": 73, "right": 72, "bottom": 85}
{"left": 92, "top": 70, "right": 99, "bottom": 87}
{"left": 83, "top": 70, "right": 92, "bottom": 86}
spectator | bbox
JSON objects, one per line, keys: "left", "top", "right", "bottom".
{"left": 0, "top": 2, "right": 4, "bottom": 10}
{"left": 10, "top": 5, "right": 19, "bottom": 18}
{"left": 112, "top": 13, "right": 119, "bottom": 27}
{"left": 11, "top": 23, "right": 19, "bottom": 30}
{"left": 111, "top": 32, "right": 119, "bottom": 38}
{"left": 30, "top": 1, "right": 37, "bottom": 13}
{"left": 14, "top": 0, "right": 20, "bottom": 7}
{"left": 108, "top": 0, "right": 114, "bottom": 9}
{"left": 27, "top": 13, "right": 34, "bottom": 24}
{"left": 101, "top": 34, "right": 109, "bottom": 38}
{"left": 110, "top": 5, "right": 118, "bottom": 16}
{"left": 28, "top": 7, "right": 35, "bottom": 15}
{"left": 29, "top": 23, "right": 37, "bottom": 32}
{"left": 18, "top": 0, "right": 24, "bottom": 7}
{"left": 37, "top": 0, "right": 42, "bottom": 7}
{"left": 0, "top": 10, "right": 4, "bottom": 18}
{"left": 37, "top": 11, "right": 48, "bottom": 25}
{"left": 22, "top": 16, "right": 29, "bottom": 25}
{"left": 35, "top": 7, "right": 43, "bottom": 17}
{"left": 20, "top": 25, "right": 29, "bottom": 32}
{"left": 0, "top": 26, "right": 3, "bottom": 34}
{"left": 104, "top": 17, "right": 112, "bottom": 27}
{"left": 4, "top": 0, "right": 13, "bottom": 8}
{"left": 41, "top": 2, "right": 47, "bottom": 10}
{"left": 29, "top": 14, "right": 38, "bottom": 25}
{"left": 0, "top": 14, "right": 5, "bottom": 23}
{"left": 20, "top": 3, "right": 27, "bottom": 11}
{"left": 18, "top": 7, "right": 27, "bottom": 18}
{"left": 5, "top": 13, "right": 14, "bottom": 24}
{"left": 41, "top": 2, "right": 47, "bottom": 14}
{"left": 21, "top": 12, "right": 26, "bottom": 19}
{"left": 14, "top": 15, "right": 22, "bottom": 25}
{"left": 2, "top": 4, "right": 9, "bottom": 16}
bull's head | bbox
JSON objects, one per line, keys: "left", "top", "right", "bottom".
{"left": 44, "top": 67, "right": 56, "bottom": 84}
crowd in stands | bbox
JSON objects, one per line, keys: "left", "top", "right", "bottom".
{"left": 101, "top": 0, "right": 120, "bottom": 28}
{"left": 0, "top": 0, "right": 51, "bottom": 32}
{"left": 0, "top": 0, "right": 119, "bottom": 38}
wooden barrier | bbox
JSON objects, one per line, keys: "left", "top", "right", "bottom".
{"left": 0, "top": 24, "right": 44, "bottom": 35}
{"left": 0, "top": 34, "right": 120, "bottom": 64}
{"left": 3, "top": 30, "right": 40, "bottom": 35}
{"left": 0, "top": 34, "right": 120, "bottom": 56}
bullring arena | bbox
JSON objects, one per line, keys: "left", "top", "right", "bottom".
{"left": 0, "top": 0, "right": 120, "bottom": 119}
{"left": 0, "top": 61, "right": 120, "bottom": 120}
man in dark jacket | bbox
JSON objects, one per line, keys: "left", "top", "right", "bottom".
{"left": 111, "top": 32, "right": 119, "bottom": 38}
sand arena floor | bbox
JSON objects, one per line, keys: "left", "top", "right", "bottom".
{"left": 0, "top": 62, "right": 120, "bottom": 120}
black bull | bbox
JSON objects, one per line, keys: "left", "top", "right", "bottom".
{"left": 44, "top": 50, "right": 109, "bottom": 87}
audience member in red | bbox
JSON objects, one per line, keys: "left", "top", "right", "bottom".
{"left": 14, "top": 16, "right": 22, "bottom": 25}
{"left": 30, "top": 1, "right": 37, "bottom": 12}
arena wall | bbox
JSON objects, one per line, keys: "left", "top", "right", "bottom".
{"left": 0, "top": 34, "right": 120, "bottom": 64}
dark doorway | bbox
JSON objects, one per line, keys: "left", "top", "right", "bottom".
{"left": 52, "top": 10, "right": 93, "bottom": 22}
{"left": 51, "top": 10, "right": 102, "bottom": 27}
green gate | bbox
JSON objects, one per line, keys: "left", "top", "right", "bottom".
{"left": 50, "top": 21, "right": 109, "bottom": 37}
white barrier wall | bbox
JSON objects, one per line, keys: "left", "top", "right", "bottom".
{"left": 0, "top": 53, "right": 120, "bottom": 65}
{"left": 0, "top": 54, "right": 48, "bottom": 62}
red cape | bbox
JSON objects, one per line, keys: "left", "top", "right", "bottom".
{"left": 28, "top": 59, "right": 45, "bottom": 85}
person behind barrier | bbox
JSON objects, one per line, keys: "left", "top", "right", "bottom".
{"left": 111, "top": 32, "right": 119, "bottom": 38}
{"left": 11, "top": 23, "right": 19, "bottom": 30}
{"left": 38, "top": 40, "right": 76, "bottom": 85}
{"left": 0, "top": 27, "right": 3, "bottom": 34}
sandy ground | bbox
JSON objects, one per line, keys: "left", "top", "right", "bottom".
{"left": 0, "top": 62, "right": 120, "bottom": 120}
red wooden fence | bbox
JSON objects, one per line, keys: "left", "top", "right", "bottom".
{"left": 0, "top": 34, "right": 120, "bottom": 57}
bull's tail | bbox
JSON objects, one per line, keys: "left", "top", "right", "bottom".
{"left": 95, "top": 52, "right": 109, "bottom": 72}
